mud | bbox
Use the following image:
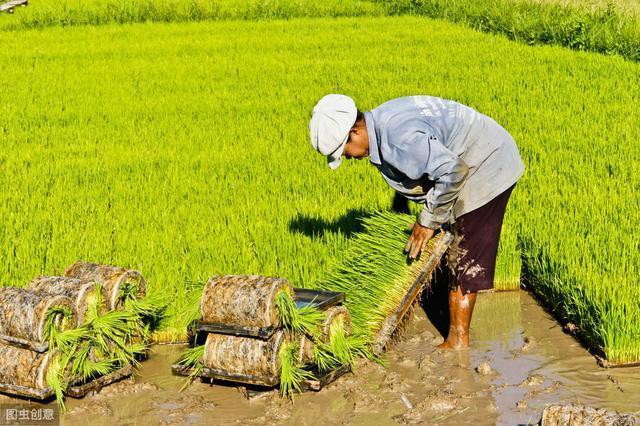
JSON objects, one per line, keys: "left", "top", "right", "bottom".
{"left": 4, "top": 291, "right": 639, "bottom": 425}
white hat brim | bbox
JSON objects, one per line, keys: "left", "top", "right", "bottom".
{"left": 327, "top": 133, "right": 348, "bottom": 169}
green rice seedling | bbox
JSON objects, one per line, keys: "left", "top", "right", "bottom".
{"left": 45, "top": 352, "right": 68, "bottom": 410}
{"left": 176, "top": 344, "right": 205, "bottom": 391}
{"left": 44, "top": 305, "right": 77, "bottom": 350}
{"left": 325, "top": 317, "right": 352, "bottom": 366}
{"left": 312, "top": 342, "right": 339, "bottom": 371}
{"left": 318, "top": 211, "right": 439, "bottom": 342}
{"left": 278, "top": 341, "right": 314, "bottom": 399}
{"left": 275, "top": 290, "right": 326, "bottom": 337}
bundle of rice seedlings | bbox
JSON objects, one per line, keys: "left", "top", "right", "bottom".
{"left": 64, "top": 262, "right": 147, "bottom": 310}
{"left": 46, "top": 287, "right": 150, "bottom": 410}
{"left": 278, "top": 341, "right": 313, "bottom": 399}
{"left": 0, "top": 343, "right": 59, "bottom": 392}
{"left": 179, "top": 276, "right": 369, "bottom": 398}
{"left": 317, "top": 211, "right": 442, "bottom": 344}
{"left": 275, "top": 290, "right": 326, "bottom": 337}
{"left": 201, "top": 331, "right": 287, "bottom": 378}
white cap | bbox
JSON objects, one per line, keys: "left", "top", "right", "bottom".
{"left": 309, "top": 94, "right": 357, "bottom": 169}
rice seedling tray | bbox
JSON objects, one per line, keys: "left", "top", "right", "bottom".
{"left": 372, "top": 231, "right": 454, "bottom": 355}
{"left": 293, "top": 288, "right": 345, "bottom": 310}
{"left": 595, "top": 356, "right": 640, "bottom": 369}
{"left": 193, "top": 321, "right": 277, "bottom": 340}
{"left": 171, "top": 362, "right": 350, "bottom": 393}
{"left": 239, "top": 364, "right": 352, "bottom": 399}
{"left": 66, "top": 364, "right": 133, "bottom": 398}
{"left": 194, "top": 288, "right": 345, "bottom": 340}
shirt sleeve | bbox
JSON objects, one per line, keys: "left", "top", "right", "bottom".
{"left": 386, "top": 129, "right": 469, "bottom": 229}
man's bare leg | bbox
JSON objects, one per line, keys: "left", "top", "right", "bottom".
{"left": 437, "top": 286, "right": 477, "bottom": 349}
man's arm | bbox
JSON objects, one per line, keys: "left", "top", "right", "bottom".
{"left": 394, "top": 131, "right": 469, "bottom": 258}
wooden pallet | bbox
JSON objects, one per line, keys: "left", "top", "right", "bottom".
{"left": 172, "top": 363, "right": 279, "bottom": 387}
{"left": 0, "top": 0, "right": 28, "bottom": 13}
{"left": 172, "top": 362, "right": 350, "bottom": 392}
{"left": 66, "top": 365, "right": 133, "bottom": 398}
{"left": 0, "top": 365, "right": 132, "bottom": 401}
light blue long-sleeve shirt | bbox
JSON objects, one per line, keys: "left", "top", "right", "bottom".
{"left": 365, "top": 96, "right": 525, "bottom": 228}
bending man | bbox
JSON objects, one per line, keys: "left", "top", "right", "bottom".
{"left": 309, "top": 95, "right": 524, "bottom": 349}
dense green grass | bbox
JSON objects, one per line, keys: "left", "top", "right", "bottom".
{"left": 2, "top": 0, "right": 639, "bottom": 62}
{"left": 0, "top": 0, "right": 385, "bottom": 30}
{"left": 385, "top": 0, "right": 640, "bottom": 61}
{"left": 0, "top": 16, "right": 638, "bottom": 362}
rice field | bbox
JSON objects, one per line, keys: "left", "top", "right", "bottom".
{"left": 1, "top": 3, "right": 639, "bottom": 365}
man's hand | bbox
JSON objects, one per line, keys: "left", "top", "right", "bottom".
{"left": 404, "top": 222, "right": 435, "bottom": 260}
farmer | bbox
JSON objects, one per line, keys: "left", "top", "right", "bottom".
{"left": 309, "top": 95, "right": 524, "bottom": 349}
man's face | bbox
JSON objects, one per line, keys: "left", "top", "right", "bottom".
{"left": 343, "top": 124, "right": 369, "bottom": 160}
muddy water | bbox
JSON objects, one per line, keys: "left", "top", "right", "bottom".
{"left": 3, "top": 291, "right": 639, "bottom": 425}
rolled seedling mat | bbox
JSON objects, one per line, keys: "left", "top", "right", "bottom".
{"left": 0, "top": 287, "right": 76, "bottom": 352}
{"left": 64, "top": 261, "right": 147, "bottom": 310}
{"left": 28, "top": 276, "right": 109, "bottom": 325}
{"left": 200, "top": 275, "right": 293, "bottom": 331}
{"left": 322, "top": 306, "right": 352, "bottom": 342}
{"left": 202, "top": 331, "right": 288, "bottom": 386}
{"left": 540, "top": 404, "right": 638, "bottom": 425}
{"left": 0, "top": 342, "right": 56, "bottom": 399}
{"left": 297, "top": 335, "right": 315, "bottom": 365}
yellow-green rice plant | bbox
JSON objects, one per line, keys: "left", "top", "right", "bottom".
{"left": 275, "top": 290, "right": 325, "bottom": 336}
{"left": 278, "top": 341, "right": 314, "bottom": 399}
{"left": 317, "top": 211, "right": 439, "bottom": 342}
{"left": 176, "top": 344, "right": 206, "bottom": 391}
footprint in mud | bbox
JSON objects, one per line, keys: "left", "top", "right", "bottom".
{"left": 93, "top": 380, "right": 159, "bottom": 398}
{"left": 339, "top": 377, "right": 387, "bottom": 413}
{"left": 521, "top": 336, "right": 537, "bottom": 352}
{"left": 147, "top": 394, "right": 217, "bottom": 425}
{"left": 68, "top": 400, "right": 113, "bottom": 417}
{"left": 398, "top": 357, "right": 418, "bottom": 369}
{"left": 393, "top": 391, "right": 459, "bottom": 424}
{"left": 384, "top": 371, "right": 412, "bottom": 392}
{"left": 519, "top": 374, "right": 545, "bottom": 387}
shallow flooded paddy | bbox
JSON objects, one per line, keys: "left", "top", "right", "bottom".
{"left": 2, "top": 291, "right": 638, "bottom": 425}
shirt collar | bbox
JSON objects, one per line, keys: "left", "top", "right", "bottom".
{"left": 364, "top": 111, "right": 381, "bottom": 166}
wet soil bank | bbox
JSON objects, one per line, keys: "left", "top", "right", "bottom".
{"left": 2, "top": 291, "right": 638, "bottom": 425}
